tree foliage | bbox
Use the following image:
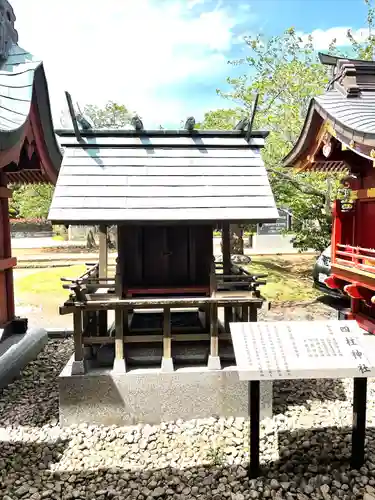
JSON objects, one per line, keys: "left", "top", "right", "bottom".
{"left": 10, "top": 101, "right": 133, "bottom": 219}
{"left": 199, "top": 0, "right": 375, "bottom": 252}
{"left": 83, "top": 101, "right": 132, "bottom": 129}
{"left": 9, "top": 183, "right": 54, "bottom": 219}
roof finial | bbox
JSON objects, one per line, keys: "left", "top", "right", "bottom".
{"left": 0, "top": 0, "right": 18, "bottom": 60}
{"left": 131, "top": 114, "right": 144, "bottom": 131}
{"left": 184, "top": 116, "right": 195, "bottom": 132}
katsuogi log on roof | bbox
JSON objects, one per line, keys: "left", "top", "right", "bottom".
{"left": 49, "top": 128, "right": 278, "bottom": 224}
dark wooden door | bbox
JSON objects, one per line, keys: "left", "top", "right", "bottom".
{"left": 120, "top": 224, "right": 212, "bottom": 290}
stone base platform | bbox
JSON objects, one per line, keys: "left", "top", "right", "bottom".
{"left": 59, "top": 356, "right": 273, "bottom": 426}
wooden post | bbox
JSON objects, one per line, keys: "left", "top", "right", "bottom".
{"left": 222, "top": 222, "right": 232, "bottom": 330}
{"left": 222, "top": 222, "right": 231, "bottom": 274}
{"left": 99, "top": 224, "right": 108, "bottom": 279}
{"left": 206, "top": 259, "right": 216, "bottom": 330}
{"left": 98, "top": 225, "right": 108, "bottom": 336}
{"left": 241, "top": 305, "right": 249, "bottom": 322}
{"left": 113, "top": 308, "right": 126, "bottom": 373}
{"left": 0, "top": 172, "right": 15, "bottom": 327}
{"left": 208, "top": 302, "right": 221, "bottom": 369}
{"left": 249, "top": 303, "right": 258, "bottom": 322}
{"left": 161, "top": 306, "right": 174, "bottom": 372}
{"left": 71, "top": 309, "right": 85, "bottom": 374}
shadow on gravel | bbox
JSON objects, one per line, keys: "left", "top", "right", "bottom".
{"left": 2, "top": 426, "right": 375, "bottom": 498}
{"left": 0, "top": 436, "right": 70, "bottom": 491}
{"left": 269, "top": 424, "right": 375, "bottom": 478}
{"left": 272, "top": 378, "right": 347, "bottom": 416}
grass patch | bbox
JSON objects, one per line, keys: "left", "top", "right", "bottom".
{"left": 245, "top": 255, "right": 319, "bottom": 302}
{"left": 52, "top": 234, "right": 67, "bottom": 241}
{"left": 15, "top": 265, "right": 86, "bottom": 306}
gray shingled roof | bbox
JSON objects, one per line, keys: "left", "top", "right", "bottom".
{"left": 0, "top": 42, "right": 61, "bottom": 171}
{"left": 315, "top": 89, "right": 375, "bottom": 136}
{"left": 49, "top": 131, "right": 278, "bottom": 224}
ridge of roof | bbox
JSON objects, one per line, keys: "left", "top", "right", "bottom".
{"left": 55, "top": 128, "right": 269, "bottom": 139}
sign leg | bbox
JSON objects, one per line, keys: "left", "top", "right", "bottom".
{"left": 249, "top": 380, "right": 260, "bottom": 478}
{"left": 351, "top": 377, "right": 367, "bottom": 469}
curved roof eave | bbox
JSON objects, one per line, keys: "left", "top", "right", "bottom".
{"left": 282, "top": 98, "right": 322, "bottom": 167}
{"left": 0, "top": 43, "right": 62, "bottom": 182}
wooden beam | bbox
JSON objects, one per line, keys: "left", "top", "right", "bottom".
{"left": 161, "top": 306, "right": 174, "bottom": 372}
{"left": 114, "top": 308, "right": 126, "bottom": 372}
{"left": 0, "top": 186, "right": 11, "bottom": 198}
{"left": 72, "top": 309, "right": 85, "bottom": 374}
{"left": 163, "top": 307, "right": 171, "bottom": 358}
{"left": 99, "top": 224, "right": 108, "bottom": 279}
{"left": 210, "top": 302, "right": 219, "bottom": 357}
{"left": 82, "top": 332, "right": 233, "bottom": 344}
{"left": 246, "top": 93, "right": 259, "bottom": 143}
{"left": 222, "top": 222, "right": 233, "bottom": 331}
{"left": 65, "top": 91, "right": 81, "bottom": 141}
{"left": 222, "top": 222, "right": 231, "bottom": 274}
{"left": 0, "top": 257, "right": 17, "bottom": 272}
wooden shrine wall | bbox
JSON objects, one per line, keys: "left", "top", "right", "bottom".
{"left": 0, "top": 172, "right": 16, "bottom": 327}
{"left": 118, "top": 224, "right": 213, "bottom": 292}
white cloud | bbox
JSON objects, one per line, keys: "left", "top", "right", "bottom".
{"left": 10, "top": 0, "right": 237, "bottom": 128}
{"left": 299, "top": 26, "right": 369, "bottom": 51}
{"left": 187, "top": 0, "right": 206, "bottom": 9}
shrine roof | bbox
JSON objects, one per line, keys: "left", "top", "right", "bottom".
{"left": 283, "top": 53, "right": 375, "bottom": 169}
{"left": 48, "top": 129, "right": 278, "bottom": 224}
{"left": 0, "top": 1, "right": 61, "bottom": 183}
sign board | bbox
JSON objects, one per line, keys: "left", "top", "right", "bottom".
{"left": 257, "top": 209, "right": 291, "bottom": 236}
{"left": 230, "top": 320, "right": 375, "bottom": 381}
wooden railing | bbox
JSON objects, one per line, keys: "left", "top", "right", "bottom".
{"left": 60, "top": 260, "right": 266, "bottom": 375}
{"left": 334, "top": 244, "right": 375, "bottom": 274}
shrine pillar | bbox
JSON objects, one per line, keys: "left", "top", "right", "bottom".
{"left": 0, "top": 171, "right": 16, "bottom": 329}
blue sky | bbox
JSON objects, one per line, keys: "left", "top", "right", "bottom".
{"left": 10, "top": 0, "right": 372, "bottom": 128}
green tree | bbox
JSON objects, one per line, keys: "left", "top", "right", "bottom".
{"left": 200, "top": 0, "right": 375, "bottom": 252}
{"left": 83, "top": 101, "right": 132, "bottom": 129}
{"left": 9, "top": 183, "right": 54, "bottom": 219}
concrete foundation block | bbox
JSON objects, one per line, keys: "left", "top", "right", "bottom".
{"left": 207, "top": 355, "right": 221, "bottom": 370}
{"left": 112, "top": 359, "right": 127, "bottom": 374}
{"left": 161, "top": 357, "right": 174, "bottom": 372}
{"left": 71, "top": 360, "right": 86, "bottom": 375}
{"left": 59, "top": 357, "right": 273, "bottom": 426}
{"left": 0, "top": 328, "right": 48, "bottom": 389}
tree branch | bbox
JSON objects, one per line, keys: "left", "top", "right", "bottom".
{"left": 268, "top": 166, "right": 327, "bottom": 203}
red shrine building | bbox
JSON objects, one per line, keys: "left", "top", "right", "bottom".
{"left": 0, "top": 1, "right": 61, "bottom": 334}
{"left": 284, "top": 53, "right": 375, "bottom": 333}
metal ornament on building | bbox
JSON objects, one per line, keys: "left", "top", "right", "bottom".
{"left": 322, "top": 141, "right": 332, "bottom": 158}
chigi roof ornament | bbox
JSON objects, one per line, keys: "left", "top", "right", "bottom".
{"left": 322, "top": 52, "right": 375, "bottom": 98}
{"left": 0, "top": 0, "right": 18, "bottom": 61}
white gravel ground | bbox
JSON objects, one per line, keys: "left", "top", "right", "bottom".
{"left": 2, "top": 321, "right": 375, "bottom": 499}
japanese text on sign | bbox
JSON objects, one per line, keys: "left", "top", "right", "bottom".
{"left": 230, "top": 320, "right": 374, "bottom": 381}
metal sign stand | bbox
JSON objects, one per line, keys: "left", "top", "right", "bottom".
{"left": 351, "top": 377, "right": 367, "bottom": 469}
{"left": 247, "top": 376, "right": 368, "bottom": 477}
{"left": 230, "top": 320, "right": 372, "bottom": 478}
{"left": 249, "top": 380, "right": 261, "bottom": 478}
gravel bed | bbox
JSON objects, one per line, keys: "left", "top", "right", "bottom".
{"left": 3, "top": 305, "right": 375, "bottom": 499}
